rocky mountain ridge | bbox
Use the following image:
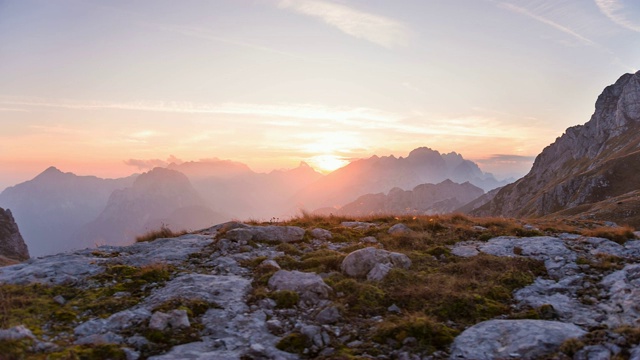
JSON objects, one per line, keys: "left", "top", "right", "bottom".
{"left": 474, "top": 71, "right": 640, "bottom": 225}
{"left": 2, "top": 216, "right": 640, "bottom": 359}
{"left": 294, "top": 147, "right": 507, "bottom": 211}
{"left": 0, "top": 207, "right": 29, "bottom": 264}
{"left": 331, "top": 180, "right": 484, "bottom": 217}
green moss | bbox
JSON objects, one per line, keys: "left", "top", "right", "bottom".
{"left": 153, "top": 298, "right": 215, "bottom": 317}
{"left": 374, "top": 315, "right": 458, "bottom": 352}
{"left": 0, "top": 338, "right": 32, "bottom": 359}
{"left": 269, "top": 290, "right": 300, "bottom": 308}
{"left": 276, "top": 243, "right": 302, "bottom": 256}
{"left": 272, "top": 255, "right": 300, "bottom": 270}
{"left": 559, "top": 338, "right": 585, "bottom": 357}
{"left": 276, "top": 333, "right": 310, "bottom": 354}
{"left": 426, "top": 246, "right": 450, "bottom": 258}
{"left": 299, "top": 249, "right": 345, "bottom": 273}
{"left": 330, "top": 278, "right": 387, "bottom": 315}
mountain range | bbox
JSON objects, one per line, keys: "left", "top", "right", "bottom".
{"left": 330, "top": 180, "right": 484, "bottom": 217}
{"left": 473, "top": 70, "right": 640, "bottom": 227}
{"left": 0, "top": 149, "right": 506, "bottom": 256}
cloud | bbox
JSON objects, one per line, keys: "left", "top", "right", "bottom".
{"left": 277, "top": 0, "right": 410, "bottom": 48}
{"left": 477, "top": 154, "right": 537, "bottom": 163}
{"left": 124, "top": 155, "right": 183, "bottom": 170}
{"left": 499, "top": 2, "right": 596, "bottom": 46}
{"left": 595, "top": 0, "right": 640, "bottom": 32}
{"left": 0, "top": 96, "right": 401, "bottom": 125}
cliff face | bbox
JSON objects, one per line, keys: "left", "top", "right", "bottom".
{"left": 474, "top": 71, "right": 640, "bottom": 223}
{"left": 0, "top": 207, "right": 29, "bottom": 262}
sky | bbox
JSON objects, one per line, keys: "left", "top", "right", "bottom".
{"left": 1, "top": 0, "right": 639, "bottom": 191}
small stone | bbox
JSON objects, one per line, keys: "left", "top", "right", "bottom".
{"left": 472, "top": 225, "right": 488, "bottom": 231}
{"left": 310, "top": 228, "right": 333, "bottom": 240}
{"left": 388, "top": 223, "right": 413, "bottom": 235}
{"left": 316, "top": 306, "right": 341, "bottom": 324}
{"left": 388, "top": 304, "right": 402, "bottom": 313}
{"left": 360, "top": 236, "right": 378, "bottom": 243}
{"left": 53, "top": 295, "right": 66, "bottom": 305}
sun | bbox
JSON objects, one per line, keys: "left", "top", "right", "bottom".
{"left": 309, "top": 154, "right": 349, "bottom": 173}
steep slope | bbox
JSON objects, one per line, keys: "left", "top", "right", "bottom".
{"left": 474, "top": 71, "right": 640, "bottom": 225}
{"left": 0, "top": 207, "right": 29, "bottom": 264}
{"left": 0, "top": 167, "right": 136, "bottom": 256}
{"left": 336, "top": 180, "right": 485, "bottom": 216}
{"left": 73, "top": 168, "right": 227, "bottom": 249}
{"left": 295, "top": 147, "right": 506, "bottom": 210}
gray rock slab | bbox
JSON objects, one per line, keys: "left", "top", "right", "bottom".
{"left": 113, "top": 236, "right": 213, "bottom": 267}
{"left": 0, "top": 253, "right": 105, "bottom": 285}
{"left": 144, "top": 274, "right": 250, "bottom": 312}
{"left": 450, "top": 319, "right": 586, "bottom": 360}
{"left": 268, "top": 270, "right": 331, "bottom": 303}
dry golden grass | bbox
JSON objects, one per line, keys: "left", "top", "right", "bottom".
{"left": 135, "top": 225, "right": 187, "bottom": 243}
{"left": 582, "top": 225, "right": 636, "bottom": 244}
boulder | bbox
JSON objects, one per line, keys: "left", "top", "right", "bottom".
{"left": 341, "top": 247, "right": 411, "bottom": 280}
{"left": 268, "top": 270, "right": 331, "bottom": 303}
{"left": 449, "top": 319, "right": 586, "bottom": 359}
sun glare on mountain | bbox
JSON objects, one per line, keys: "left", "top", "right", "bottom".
{"left": 309, "top": 154, "right": 349, "bottom": 173}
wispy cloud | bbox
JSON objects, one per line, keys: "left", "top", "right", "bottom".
{"left": 0, "top": 97, "right": 401, "bottom": 124}
{"left": 499, "top": 2, "right": 596, "bottom": 46}
{"left": 154, "top": 24, "right": 307, "bottom": 60}
{"left": 277, "top": 0, "right": 410, "bottom": 48}
{"left": 595, "top": 0, "right": 640, "bottom": 32}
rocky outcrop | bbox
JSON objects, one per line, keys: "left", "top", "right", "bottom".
{"left": 337, "top": 180, "right": 485, "bottom": 217}
{"left": 474, "top": 71, "right": 640, "bottom": 226}
{"left": 0, "top": 207, "right": 29, "bottom": 262}
{"left": 0, "top": 167, "right": 136, "bottom": 257}
{"left": 341, "top": 247, "right": 411, "bottom": 281}
{"left": 450, "top": 319, "right": 586, "bottom": 359}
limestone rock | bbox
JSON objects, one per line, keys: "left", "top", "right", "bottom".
{"left": 268, "top": 270, "right": 331, "bottom": 303}
{"left": 341, "top": 247, "right": 411, "bottom": 280}
{"left": 388, "top": 223, "right": 413, "bottom": 235}
{"left": 149, "top": 310, "right": 190, "bottom": 331}
{"left": 449, "top": 319, "right": 586, "bottom": 359}
{"left": 0, "top": 207, "right": 29, "bottom": 262}
{"left": 310, "top": 228, "right": 332, "bottom": 240}
{"left": 473, "top": 71, "right": 640, "bottom": 227}
{"left": 0, "top": 252, "right": 103, "bottom": 285}
{"left": 225, "top": 225, "right": 305, "bottom": 243}
{"left": 341, "top": 221, "right": 377, "bottom": 229}
{"left": 0, "top": 325, "right": 35, "bottom": 341}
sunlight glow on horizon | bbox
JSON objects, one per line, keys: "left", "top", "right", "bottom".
{"left": 1, "top": 0, "right": 638, "bottom": 190}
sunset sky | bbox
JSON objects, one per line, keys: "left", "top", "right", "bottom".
{"left": 1, "top": 0, "right": 639, "bottom": 190}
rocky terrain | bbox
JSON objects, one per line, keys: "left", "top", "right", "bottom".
{"left": 2, "top": 215, "right": 640, "bottom": 359}
{"left": 474, "top": 71, "right": 640, "bottom": 227}
{"left": 0, "top": 207, "right": 29, "bottom": 265}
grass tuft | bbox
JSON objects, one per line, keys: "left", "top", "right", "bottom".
{"left": 135, "top": 224, "right": 188, "bottom": 243}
